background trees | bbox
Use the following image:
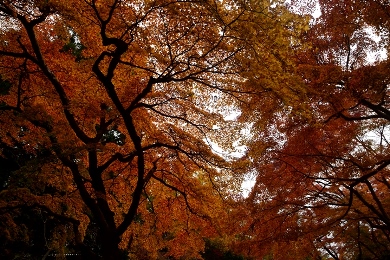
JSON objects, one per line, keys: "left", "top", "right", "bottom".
{"left": 242, "top": 0, "right": 390, "bottom": 259}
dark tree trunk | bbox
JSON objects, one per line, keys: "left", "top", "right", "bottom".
{"left": 101, "top": 232, "right": 123, "bottom": 260}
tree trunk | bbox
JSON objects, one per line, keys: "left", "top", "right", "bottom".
{"left": 101, "top": 232, "right": 123, "bottom": 260}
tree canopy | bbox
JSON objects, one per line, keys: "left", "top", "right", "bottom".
{"left": 1, "top": 0, "right": 389, "bottom": 259}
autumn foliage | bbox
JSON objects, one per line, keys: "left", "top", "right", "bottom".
{"left": 238, "top": 0, "right": 390, "bottom": 259}
{"left": 1, "top": 0, "right": 390, "bottom": 259}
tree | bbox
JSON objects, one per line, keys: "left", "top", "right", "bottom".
{"left": 242, "top": 0, "right": 390, "bottom": 259}
{"left": 0, "top": 0, "right": 306, "bottom": 259}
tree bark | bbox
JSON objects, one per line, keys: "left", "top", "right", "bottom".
{"left": 101, "top": 232, "right": 123, "bottom": 260}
